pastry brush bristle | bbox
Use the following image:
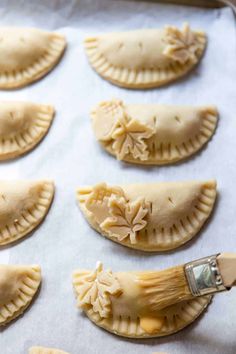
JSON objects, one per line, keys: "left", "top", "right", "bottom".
{"left": 138, "top": 265, "right": 193, "bottom": 311}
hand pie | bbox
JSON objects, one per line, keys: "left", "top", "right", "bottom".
{"left": 29, "top": 347, "right": 69, "bottom": 354}
{"left": 91, "top": 99, "right": 218, "bottom": 165}
{"left": 76, "top": 180, "right": 216, "bottom": 252}
{"left": 0, "top": 27, "right": 66, "bottom": 89}
{"left": 73, "top": 262, "right": 212, "bottom": 338}
{"left": 0, "top": 264, "right": 41, "bottom": 326}
{"left": 0, "top": 101, "right": 54, "bottom": 160}
{"left": 0, "top": 180, "right": 54, "bottom": 246}
{"left": 84, "top": 23, "right": 206, "bottom": 88}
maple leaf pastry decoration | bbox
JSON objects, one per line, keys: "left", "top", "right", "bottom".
{"left": 101, "top": 196, "right": 148, "bottom": 244}
{"left": 74, "top": 262, "right": 122, "bottom": 318}
{"left": 163, "top": 23, "right": 202, "bottom": 64}
{"left": 110, "top": 114, "right": 155, "bottom": 161}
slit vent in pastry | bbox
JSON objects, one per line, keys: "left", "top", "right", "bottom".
{"left": 29, "top": 347, "right": 69, "bottom": 354}
{"left": 0, "top": 180, "right": 54, "bottom": 246}
{"left": 76, "top": 180, "right": 217, "bottom": 251}
{"left": 91, "top": 99, "right": 218, "bottom": 165}
{"left": 0, "top": 264, "right": 41, "bottom": 326}
{"left": 0, "top": 101, "right": 54, "bottom": 160}
{"left": 73, "top": 262, "right": 212, "bottom": 338}
{"left": 84, "top": 23, "right": 206, "bottom": 88}
{"left": 0, "top": 27, "right": 66, "bottom": 89}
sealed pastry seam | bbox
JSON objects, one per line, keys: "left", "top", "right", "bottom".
{"left": 73, "top": 262, "right": 212, "bottom": 338}
{"left": 29, "top": 347, "right": 70, "bottom": 354}
{"left": 91, "top": 99, "right": 218, "bottom": 165}
{"left": 84, "top": 23, "right": 206, "bottom": 88}
{"left": 0, "top": 264, "right": 41, "bottom": 326}
{"left": 0, "top": 28, "right": 66, "bottom": 89}
{"left": 0, "top": 180, "right": 54, "bottom": 246}
{"left": 0, "top": 101, "right": 55, "bottom": 160}
{"left": 76, "top": 180, "right": 217, "bottom": 251}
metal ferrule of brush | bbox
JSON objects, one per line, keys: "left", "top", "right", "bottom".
{"left": 184, "top": 254, "right": 227, "bottom": 296}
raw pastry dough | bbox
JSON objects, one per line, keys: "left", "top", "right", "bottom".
{"left": 91, "top": 100, "right": 218, "bottom": 165}
{"left": 0, "top": 101, "right": 54, "bottom": 160}
{"left": 0, "top": 264, "right": 41, "bottom": 326}
{"left": 0, "top": 180, "right": 54, "bottom": 246}
{"left": 73, "top": 262, "right": 212, "bottom": 338}
{"left": 29, "top": 347, "right": 69, "bottom": 354}
{"left": 84, "top": 23, "right": 206, "bottom": 88}
{"left": 77, "top": 180, "right": 216, "bottom": 251}
{"left": 0, "top": 27, "right": 66, "bottom": 89}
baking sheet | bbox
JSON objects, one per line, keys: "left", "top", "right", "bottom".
{"left": 0, "top": 0, "right": 236, "bottom": 353}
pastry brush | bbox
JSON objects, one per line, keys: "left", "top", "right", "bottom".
{"left": 142, "top": 253, "right": 236, "bottom": 311}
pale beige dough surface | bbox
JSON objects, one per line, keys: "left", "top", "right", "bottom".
{"left": 76, "top": 180, "right": 217, "bottom": 251}
{"left": 73, "top": 262, "right": 212, "bottom": 338}
{"left": 0, "top": 27, "right": 66, "bottom": 89}
{"left": 84, "top": 23, "right": 206, "bottom": 88}
{"left": 0, "top": 101, "right": 54, "bottom": 160}
{"left": 0, "top": 264, "right": 41, "bottom": 326}
{"left": 0, "top": 180, "right": 54, "bottom": 246}
{"left": 29, "top": 347, "right": 69, "bottom": 354}
{"left": 91, "top": 99, "right": 218, "bottom": 165}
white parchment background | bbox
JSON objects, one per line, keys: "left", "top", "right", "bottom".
{"left": 0, "top": 1, "right": 235, "bottom": 353}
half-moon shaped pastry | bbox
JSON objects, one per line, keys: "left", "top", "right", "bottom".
{"left": 91, "top": 100, "right": 218, "bottom": 165}
{"left": 0, "top": 264, "right": 41, "bottom": 326}
{"left": 77, "top": 180, "right": 217, "bottom": 251}
{"left": 0, "top": 180, "right": 54, "bottom": 246}
{"left": 84, "top": 23, "right": 206, "bottom": 88}
{"left": 73, "top": 262, "right": 212, "bottom": 338}
{"left": 0, "top": 101, "right": 54, "bottom": 160}
{"left": 0, "top": 27, "right": 66, "bottom": 89}
{"left": 29, "top": 347, "right": 69, "bottom": 354}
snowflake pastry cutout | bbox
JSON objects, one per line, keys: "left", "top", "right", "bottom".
{"left": 163, "top": 23, "right": 201, "bottom": 64}
{"left": 76, "top": 262, "right": 122, "bottom": 318}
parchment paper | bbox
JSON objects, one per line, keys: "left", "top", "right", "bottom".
{"left": 0, "top": 1, "right": 236, "bottom": 353}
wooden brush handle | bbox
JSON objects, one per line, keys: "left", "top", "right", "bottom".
{"left": 217, "top": 253, "right": 236, "bottom": 288}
